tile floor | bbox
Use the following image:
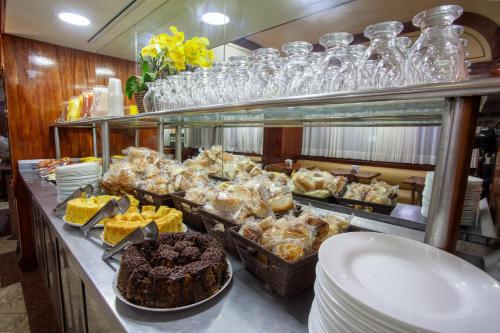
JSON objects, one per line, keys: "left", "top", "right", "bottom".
{"left": 0, "top": 236, "right": 30, "bottom": 333}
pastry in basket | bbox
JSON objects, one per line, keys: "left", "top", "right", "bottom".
{"left": 65, "top": 194, "right": 139, "bottom": 225}
{"left": 102, "top": 205, "right": 183, "bottom": 245}
{"left": 290, "top": 168, "right": 347, "bottom": 198}
{"left": 239, "top": 210, "right": 350, "bottom": 261}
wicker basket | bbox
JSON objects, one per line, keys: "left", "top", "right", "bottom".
{"left": 134, "top": 91, "right": 146, "bottom": 114}
{"left": 169, "top": 192, "right": 205, "bottom": 231}
{"left": 198, "top": 208, "right": 239, "bottom": 255}
{"left": 230, "top": 224, "right": 365, "bottom": 297}
{"left": 133, "top": 187, "right": 174, "bottom": 208}
{"left": 100, "top": 180, "right": 135, "bottom": 197}
{"left": 230, "top": 226, "right": 317, "bottom": 297}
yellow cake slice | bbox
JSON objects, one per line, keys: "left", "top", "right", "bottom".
{"left": 65, "top": 194, "right": 139, "bottom": 225}
{"left": 103, "top": 205, "right": 183, "bottom": 245}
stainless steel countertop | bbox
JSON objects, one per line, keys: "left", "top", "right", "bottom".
{"left": 20, "top": 166, "right": 314, "bottom": 333}
{"left": 20, "top": 160, "right": 464, "bottom": 333}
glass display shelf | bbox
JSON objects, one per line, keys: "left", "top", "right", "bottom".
{"left": 51, "top": 77, "right": 500, "bottom": 129}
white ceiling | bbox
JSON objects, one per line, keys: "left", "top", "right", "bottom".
{"left": 5, "top": 0, "right": 169, "bottom": 55}
{"left": 5, "top": 0, "right": 500, "bottom": 62}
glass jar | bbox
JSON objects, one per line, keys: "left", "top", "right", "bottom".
{"left": 281, "top": 41, "right": 313, "bottom": 96}
{"left": 358, "top": 21, "right": 405, "bottom": 89}
{"left": 408, "top": 5, "right": 465, "bottom": 85}
{"left": 252, "top": 48, "right": 281, "bottom": 99}
{"left": 319, "top": 32, "right": 354, "bottom": 92}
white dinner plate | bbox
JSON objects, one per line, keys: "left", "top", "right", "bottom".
{"left": 100, "top": 224, "right": 188, "bottom": 247}
{"left": 62, "top": 215, "right": 104, "bottom": 228}
{"left": 318, "top": 232, "right": 500, "bottom": 333}
{"left": 113, "top": 259, "right": 232, "bottom": 312}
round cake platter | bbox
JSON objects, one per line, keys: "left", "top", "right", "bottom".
{"left": 62, "top": 215, "right": 104, "bottom": 228}
{"left": 100, "top": 224, "right": 188, "bottom": 247}
{"left": 112, "top": 259, "right": 233, "bottom": 312}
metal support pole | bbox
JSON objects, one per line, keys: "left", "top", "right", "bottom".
{"left": 158, "top": 120, "right": 164, "bottom": 154}
{"left": 101, "top": 121, "right": 110, "bottom": 174}
{"left": 92, "top": 125, "right": 98, "bottom": 157}
{"left": 134, "top": 128, "right": 140, "bottom": 147}
{"left": 175, "top": 125, "right": 182, "bottom": 161}
{"left": 424, "top": 97, "right": 480, "bottom": 251}
{"left": 54, "top": 127, "right": 61, "bottom": 159}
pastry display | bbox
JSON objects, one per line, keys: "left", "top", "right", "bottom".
{"left": 185, "top": 146, "right": 261, "bottom": 180}
{"left": 117, "top": 232, "right": 229, "bottom": 308}
{"left": 342, "top": 180, "right": 398, "bottom": 205}
{"left": 65, "top": 194, "right": 139, "bottom": 225}
{"left": 203, "top": 173, "right": 294, "bottom": 223}
{"left": 290, "top": 168, "right": 348, "bottom": 198}
{"left": 239, "top": 209, "right": 350, "bottom": 261}
{"left": 102, "top": 205, "right": 183, "bottom": 245}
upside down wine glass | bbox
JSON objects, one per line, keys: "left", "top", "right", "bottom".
{"left": 358, "top": 21, "right": 406, "bottom": 89}
{"left": 408, "top": 5, "right": 465, "bottom": 84}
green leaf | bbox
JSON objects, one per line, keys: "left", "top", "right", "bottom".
{"left": 125, "top": 76, "right": 143, "bottom": 99}
{"left": 143, "top": 72, "right": 156, "bottom": 83}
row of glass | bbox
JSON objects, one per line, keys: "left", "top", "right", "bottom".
{"left": 143, "top": 4, "right": 469, "bottom": 112}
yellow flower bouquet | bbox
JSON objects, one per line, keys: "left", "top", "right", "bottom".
{"left": 126, "top": 26, "right": 215, "bottom": 107}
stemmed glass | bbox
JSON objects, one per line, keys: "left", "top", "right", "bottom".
{"left": 358, "top": 21, "right": 406, "bottom": 89}
{"left": 319, "top": 32, "right": 354, "bottom": 93}
{"left": 252, "top": 48, "right": 281, "bottom": 99}
{"left": 228, "top": 56, "right": 253, "bottom": 102}
{"left": 408, "top": 5, "right": 465, "bottom": 84}
{"left": 280, "top": 41, "right": 313, "bottom": 96}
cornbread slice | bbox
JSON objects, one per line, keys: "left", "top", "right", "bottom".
{"left": 65, "top": 195, "right": 139, "bottom": 225}
{"left": 103, "top": 205, "right": 183, "bottom": 245}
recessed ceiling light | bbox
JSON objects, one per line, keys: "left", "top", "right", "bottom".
{"left": 58, "top": 12, "right": 90, "bottom": 26}
{"left": 201, "top": 12, "right": 229, "bottom": 25}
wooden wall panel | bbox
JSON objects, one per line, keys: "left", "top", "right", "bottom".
{"left": 2, "top": 34, "right": 136, "bottom": 269}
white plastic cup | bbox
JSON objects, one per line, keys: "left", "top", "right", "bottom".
{"left": 107, "top": 78, "right": 124, "bottom": 116}
{"left": 285, "top": 159, "right": 293, "bottom": 168}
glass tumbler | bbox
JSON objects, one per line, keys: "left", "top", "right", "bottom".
{"left": 358, "top": 21, "right": 406, "bottom": 89}
{"left": 281, "top": 41, "right": 313, "bottom": 96}
{"left": 408, "top": 5, "right": 465, "bottom": 84}
{"left": 319, "top": 32, "right": 354, "bottom": 92}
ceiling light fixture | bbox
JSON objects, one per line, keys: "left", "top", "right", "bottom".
{"left": 57, "top": 12, "right": 90, "bottom": 26}
{"left": 201, "top": 12, "right": 229, "bottom": 25}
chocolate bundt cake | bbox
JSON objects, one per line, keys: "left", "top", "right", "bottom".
{"left": 117, "top": 231, "right": 229, "bottom": 308}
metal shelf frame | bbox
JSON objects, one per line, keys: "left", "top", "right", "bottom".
{"left": 50, "top": 77, "right": 500, "bottom": 252}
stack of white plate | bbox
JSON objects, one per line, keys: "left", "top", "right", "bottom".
{"left": 309, "top": 232, "right": 500, "bottom": 333}
{"left": 421, "top": 172, "right": 483, "bottom": 226}
{"left": 55, "top": 162, "right": 101, "bottom": 202}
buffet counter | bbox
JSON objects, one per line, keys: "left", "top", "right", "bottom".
{"left": 19, "top": 159, "right": 487, "bottom": 333}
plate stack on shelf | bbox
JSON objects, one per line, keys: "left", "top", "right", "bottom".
{"left": 421, "top": 172, "right": 483, "bottom": 226}
{"left": 309, "top": 232, "right": 500, "bottom": 333}
{"left": 55, "top": 162, "right": 101, "bottom": 202}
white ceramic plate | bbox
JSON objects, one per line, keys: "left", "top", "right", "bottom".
{"left": 62, "top": 215, "right": 104, "bottom": 228}
{"left": 112, "top": 259, "right": 232, "bottom": 312}
{"left": 100, "top": 224, "right": 188, "bottom": 247}
{"left": 318, "top": 232, "right": 500, "bottom": 333}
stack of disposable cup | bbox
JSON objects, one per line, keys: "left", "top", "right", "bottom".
{"left": 108, "top": 78, "right": 124, "bottom": 117}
